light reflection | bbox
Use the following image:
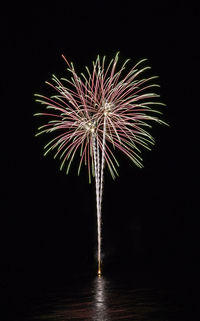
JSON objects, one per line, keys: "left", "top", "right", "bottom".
{"left": 93, "top": 276, "right": 110, "bottom": 321}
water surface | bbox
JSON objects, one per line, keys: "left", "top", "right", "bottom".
{"left": 24, "top": 276, "right": 186, "bottom": 321}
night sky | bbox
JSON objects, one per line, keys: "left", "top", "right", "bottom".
{"left": 1, "top": 0, "right": 199, "bottom": 311}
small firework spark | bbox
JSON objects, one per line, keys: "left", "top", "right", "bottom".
{"left": 34, "top": 52, "right": 167, "bottom": 275}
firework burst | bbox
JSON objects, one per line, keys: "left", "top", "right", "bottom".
{"left": 34, "top": 52, "right": 167, "bottom": 275}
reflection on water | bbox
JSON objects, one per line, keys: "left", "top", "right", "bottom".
{"left": 93, "top": 276, "right": 108, "bottom": 320}
{"left": 27, "top": 276, "right": 184, "bottom": 321}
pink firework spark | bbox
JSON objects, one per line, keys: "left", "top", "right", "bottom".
{"left": 34, "top": 52, "right": 166, "bottom": 179}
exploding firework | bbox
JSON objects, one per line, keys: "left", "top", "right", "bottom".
{"left": 34, "top": 52, "right": 167, "bottom": 275}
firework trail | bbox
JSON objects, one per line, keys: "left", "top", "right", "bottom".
{"left": 92, "top": 133, "right": 101, "bottom": 274}
{"left": 34, "top": 52, "right": 167, "bottom": 275}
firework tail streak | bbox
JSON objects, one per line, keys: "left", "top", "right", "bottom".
{"left": 34, "top": 52, "right": 167, "bottom": 276}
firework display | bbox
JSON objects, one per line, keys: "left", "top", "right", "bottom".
{"left": 34, "top": 52, "right": 166, "bottom": 275}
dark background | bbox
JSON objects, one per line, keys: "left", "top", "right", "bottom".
{"left": 1, "top": 0, "right": 199, "bottom": 316}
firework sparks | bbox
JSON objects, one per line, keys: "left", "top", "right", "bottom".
{"left": 34, "top": 52, "right": 167, "bottom": 275}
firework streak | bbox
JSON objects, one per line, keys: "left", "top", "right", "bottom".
{"left": 34, "top": 52, "right": 167, "bottom": 275}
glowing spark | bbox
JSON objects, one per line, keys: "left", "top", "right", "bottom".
{"left": 98, "top": 268, "right": 101, "bottom": 277}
